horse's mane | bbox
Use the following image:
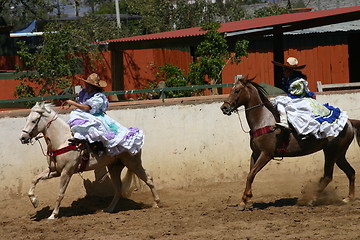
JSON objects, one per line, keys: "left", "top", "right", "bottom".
{"left": 248, "top": 81, "right": 280, "bottom": 122}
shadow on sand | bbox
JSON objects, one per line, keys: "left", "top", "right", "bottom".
{"left": 252, "top": 197, "right": 298, "bottom": 210}
{"left": 31, "top": 196, "right": 150, "bottom": 221}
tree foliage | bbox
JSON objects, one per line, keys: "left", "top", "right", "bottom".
{"left": 149, "top": 22, "right": 249, "bottom": 98}
{"left": 14, "top": 15, "right": 125, "bottom": 99}
{"left": 254, "top": 3, "right": 289, "bottom": 18}
{"left": 2, "top": 0, "right": 288, "bottom": 100}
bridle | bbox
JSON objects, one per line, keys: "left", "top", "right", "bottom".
{"left": 223, "top": 101, "right": 265, "bottom": 113}
{"left": 22, "top": 110, "right": 58, "bottom": 142}
{"left": 223, "top": 101, "right": 267, "bottom": 134}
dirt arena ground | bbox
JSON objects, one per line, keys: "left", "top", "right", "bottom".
{"left": 1, "top": 173, "right": 360, "bottom": 240}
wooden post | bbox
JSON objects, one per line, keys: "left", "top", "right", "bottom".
{"left": 273, "top": 29, "right": 284, "bottom": 89}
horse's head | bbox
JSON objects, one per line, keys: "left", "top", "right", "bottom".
{"left": 20, "top": 102, "right": 54, "bottom": 144}
{"left": 221, "top": 75, "right": 255, "bottom": 115}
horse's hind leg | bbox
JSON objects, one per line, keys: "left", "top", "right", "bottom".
{"left": 315, "top": 148, "right": 354, "bottom": 205}
{"left": 28, "top": 168, "right": 60, "bottom": 208}
{"left": 316, "top": 149, "right": 337, "bottom": 199}
{"left": 336, "top": 155, "right": 355, "bottom": 202}
{"left": 104, "top": 162, "right": 125, "bottom": 213}
{"left": 122, "top": 151, "right": 160, "bottom": 208}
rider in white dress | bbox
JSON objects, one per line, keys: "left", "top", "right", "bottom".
{"left": 271, "top": 57, "right": 348, "bottom": 139}
{"left": 66, "top": 73, "right": 144, "bottom": 156}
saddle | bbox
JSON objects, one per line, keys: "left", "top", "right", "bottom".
{"left": 68, "top": 138, "right": 106, "bottom": 157}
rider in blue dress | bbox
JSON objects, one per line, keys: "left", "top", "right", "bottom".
{"left": 66, "top": 73, "right": 144, "bottom": 156}
{"left": 272, "top": 57, "right": 348, "bottom": 139}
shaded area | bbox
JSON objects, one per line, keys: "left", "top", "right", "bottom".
{"left": 30, "top": 196, "right": 150, "bottom": 221}
{"left": 253, "top": 197, "right": 298, "bottom": 210}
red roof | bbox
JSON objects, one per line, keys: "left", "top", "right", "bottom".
{"left": 100, "top": 6, "right": 360, "bottom": 44}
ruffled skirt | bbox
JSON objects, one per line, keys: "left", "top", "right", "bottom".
{"left": 271, "top": 96, "right": 348, "bottom": 139}
{"left": 68, "top": 110, "right": 144, "bottom": 156}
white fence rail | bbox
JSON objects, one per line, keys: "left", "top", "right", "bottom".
{"left": 317, "top": 81, "right": 360, "bottom": 92}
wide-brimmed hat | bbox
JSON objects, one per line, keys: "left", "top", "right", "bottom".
{"left": 81, "top": 73, "right": 107, "bottom": 88}
{"left": 272, "top": 57, "right": 306, "bottom": 70}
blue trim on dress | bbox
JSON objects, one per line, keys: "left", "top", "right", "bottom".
{"left": 314, "top": 104, "right": 342, "bottom": 124}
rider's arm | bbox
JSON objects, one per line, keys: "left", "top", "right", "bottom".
{"left": 66, "top": 100, "right": 91, "bottom": 111}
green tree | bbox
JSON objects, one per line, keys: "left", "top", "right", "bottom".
{"left": 254, "top": 3, "right": 289, "bottom": 18}
{"left": 1, "top": 0, "right": 68, "bottom": 30}
{"left": 154, "top": 64, "right": 193, "bottom": 98}
{"left": 150, "top": 22, "right": 249, "bottom": 98}
{"left": 14, "top": 15, "right": 125, "bottom": 100}
{"left": 189, "top": 22, "right": 249, "bottom": 95}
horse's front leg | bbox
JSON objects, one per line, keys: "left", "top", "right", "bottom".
{"left": 239, "top": 152, "right": 272, "bottom": 211}
{"left": 48, "top": 169, "right": 73, "bottom": 220}
{"left": 28, "top": 168, "right": 60, "bottom": 208}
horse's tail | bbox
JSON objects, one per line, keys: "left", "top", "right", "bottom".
{"left": 121, "top": 169, "right": 140, "bottom": 198}
{"left": 350, "top": 119, "right": 360, "bottom": 146}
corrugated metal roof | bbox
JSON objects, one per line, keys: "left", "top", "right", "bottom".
{"left": 286, "top": 19, "right": 360, "bottom": 35}
{"left": 100, "top": 6, "right": 360, "bottom": 44}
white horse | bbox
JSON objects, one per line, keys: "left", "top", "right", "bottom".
{"left": 20, "top": 102, "right": 160, "bottom": 219}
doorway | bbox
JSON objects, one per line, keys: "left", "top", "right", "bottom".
{"left": 348, "top": 33, "right": 360, "bottom": 83}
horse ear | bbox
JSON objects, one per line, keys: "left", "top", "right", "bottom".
{"left": 39, "top": 101, "right": 45, "bottom": 107}
{"left": 33, "top": 101, "right": 47, "bottom": 113}
{"left": 234, "top": 75, "right": 243, "bottom": 83}
{"left": 247, "top": 76, "right": 256, "bottom": 82}
{"left": 44, "top": 103, "right": 52, "bottom": 113}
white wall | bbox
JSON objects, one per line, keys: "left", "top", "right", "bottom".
{"left": 1, "top": 92, "right": 360, "bottom": 201}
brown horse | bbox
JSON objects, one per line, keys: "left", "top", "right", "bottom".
{"left": 220, "top": 76, "right": 360, "bottom": 210}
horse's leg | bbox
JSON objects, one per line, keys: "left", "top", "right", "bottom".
{"left": 122, "top": 151, "right": 160, "bottom": 208}
{"left": 104, "top": 161, "right": 125, "bottom": 213}
{"left": 250, "top": 152, "right": 259, "bottom": 169}
{"left": 240, "top": 152, "right": 272, "bottom": 211}
{"left": 308, "top": 148, "right": 338, "bottom": 206}
{"left": 28, "top": 168, "right": 60, "bottom": 208}
{"left": 318, "top": 149, "right": 336, "bottom": 191}
{"left": 48, "top": 170, "right": 73, "bottom": 220}
{"left": 336, "top": 154, "right": 356, "bottom": 202}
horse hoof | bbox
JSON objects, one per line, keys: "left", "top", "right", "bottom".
{"left": 245, "top": 202, "right": 253, "bottom": 210}
{"left": 342, "top": 197, "right": 353, "bottom": 204}
{"left": 103, "top": 207, "right": 115, "bottom": 213}
{"left": 307, "top": 200, "right": 314, "bottom": 207}
{"left": 48, "top": 214, "right": 56, "bottom": 220}
{"left": 239, "top": 202, "right": 253, "bottom": 211}
{"left": 30, "top": 198, "right": 38, "bottom": 208}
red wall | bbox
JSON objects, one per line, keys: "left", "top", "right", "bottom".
{"left": 0, "top": 43, "right": 351, "bottom": 101}
{"left": 222, "top": 51, "right": 275, "bottom": 94}
{"left": 221, "top": 44, "right": 349, "bottom": 94}
{"left": 123, "top": 48, "right": 192, "bottom": 90}
{"left": 0, "top": 56, "right": 21, "bottom": 70}
{"left": 286, "top": 44, "right": 349, "bottom": 92}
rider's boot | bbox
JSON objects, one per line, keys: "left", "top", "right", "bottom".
{"left": 68, "top": 138, "right": 87, "bottom": 146}
{"left": 90, "top": 141, "right": 106, "bottom": 157}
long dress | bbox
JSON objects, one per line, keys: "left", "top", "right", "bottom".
{"left": 271, "top": 74, "right": 348, "bottom": 139}
{"left": 67, "top": 89, "right": 144, "bottom": 156}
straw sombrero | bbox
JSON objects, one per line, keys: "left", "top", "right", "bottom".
{"left": 81, "top": 73, "right": 107, "bottom": 88}
{"left": 272, "top": 57, "right": 306, "bottom": 70}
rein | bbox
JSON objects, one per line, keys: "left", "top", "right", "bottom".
{"left": 230, "top": 103, "right": 265, "bottom": 133}
{"left": 223, "top": 101, "right": 265, "bottom": 113}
